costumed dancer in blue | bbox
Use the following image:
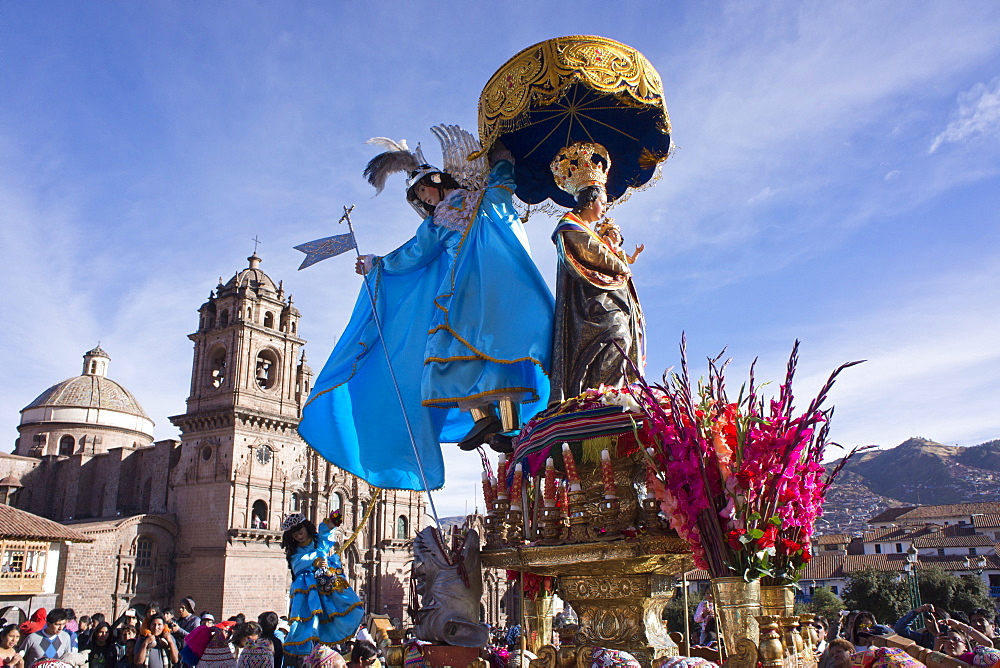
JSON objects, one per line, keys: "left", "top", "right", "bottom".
{"left": 280, "top": 511, "right": 364, "bottom": 656}
{"left": 298, "top": 125, "right": 554, "bottom": 490}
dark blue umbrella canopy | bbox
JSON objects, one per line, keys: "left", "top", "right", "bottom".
{"left": 478, "top": 36, "right": 672, "bottom": 208}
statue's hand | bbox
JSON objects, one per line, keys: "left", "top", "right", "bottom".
{"left": 627, "top": 244, "right": 645, "bottom": 264}
{"left": 355, "top": 254, "right": 377, "bottom": 275}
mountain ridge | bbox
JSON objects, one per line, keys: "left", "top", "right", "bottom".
{"left": 820, "top": 437, "right": 1000, "bottom": 534}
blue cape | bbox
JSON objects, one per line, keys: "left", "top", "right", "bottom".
{"left": 299, "top": 162, "right": 554, "bottom": 490}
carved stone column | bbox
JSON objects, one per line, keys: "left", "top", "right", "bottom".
{"left": 558, "top": 573, "right": 676, "bottom": 667}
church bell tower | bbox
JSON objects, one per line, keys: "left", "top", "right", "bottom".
{"left": 184, "top": 252, "right": 312, "bottom": 417}
{"left": 168, "top": 253, "right": 315, "bottom": 616}
{"left": 167, "top": 251, "right": 425, "bottom": 621}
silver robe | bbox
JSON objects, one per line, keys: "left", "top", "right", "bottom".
{"left": 550, "top": 213, "right": 645, "bottom": 405}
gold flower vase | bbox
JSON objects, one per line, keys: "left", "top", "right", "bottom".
{"left": 760, "top": 584, "right": 796, "bottom": 618}
{"left": 523, "top": 595, "right": 556, "bottom": 654}
{"left": 711, "top": 577, "right": 761, "bottom": 660}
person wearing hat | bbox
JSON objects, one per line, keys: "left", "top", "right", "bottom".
{"left": 279, "top": 511, "right": 364, "bottom": 658}
{"left": 196, "top": 628, "right": 236, "bottom": 668}
{"left": 199, "top": 614, "right": 215, "bottom": 628}
{"left": 20, "top": 609, "right": 47, "bottom": 637}
{"left": 299, "top": 127, "right": 554, "bottom": 490}
{"left": 177, "top": 600, "right": 200, "bottom": 636}
{"left": 548, "top": 141, "right": 645, "bottom": 405}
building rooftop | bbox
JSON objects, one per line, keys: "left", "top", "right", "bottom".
{"left": 973, "top": 514, "right": 1000, "bottom": 529}
{"left": 869, "top": 502, "right": 1000, "bottom": 524}
{"left": 0, "top": 504, "right": 93, "bottom": 543}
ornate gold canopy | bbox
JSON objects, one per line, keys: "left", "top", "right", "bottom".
{"left": 477, "top": 35, "right": 671, "bottom": 156}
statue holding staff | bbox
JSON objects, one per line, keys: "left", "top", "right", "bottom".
{"left": 298, "top": 126, "right": 553, "bottom": 490}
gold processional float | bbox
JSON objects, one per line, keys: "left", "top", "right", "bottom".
{"left": 380, "top": 35, "right": 867, "bottom": 668}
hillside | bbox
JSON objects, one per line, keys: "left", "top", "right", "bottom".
{"left": 820, "top": 437, "right": 1000, "bottom": 535}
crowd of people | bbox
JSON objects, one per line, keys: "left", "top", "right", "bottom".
{"left": 689, "top": 596, "right": 1000, "bottom": 668}
{"left": 6, "top": 596, "right": 1000, "bottom": 668}
{"left": 0, "top": 601, "right": 381, "bottom": 668}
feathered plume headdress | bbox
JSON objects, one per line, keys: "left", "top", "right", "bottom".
{"left": 363, "top": 138, "right": 427, "bottom": 194}
{"left": 363, "top": 126, "right": 489, "bottom": 217}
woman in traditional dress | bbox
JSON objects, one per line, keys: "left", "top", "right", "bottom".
{"left": 280, "top": 512, "right": 364, "bottom": 657}
{"left": 299, "top": 127, "right": 554, "bottom": 489}
{"left": 548, "top": 142, "right": 645, "bottom": 405}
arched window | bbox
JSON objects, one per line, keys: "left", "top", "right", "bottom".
{"left": 331, "top": 492, "right": 344, "bottom": 513}
{"left": 59, "top": 435, "right": 74, "bottom": 456}
{"left": 135, "top": 537, "right": 153, "bottom": 568}
{"left": 255, "top": 350, "right": 279, "bottom": 389}
{"left": 220, "top": 310, "right": 229, "bottom": 327}
{"left": 208, "top": 348, "right": 227, "bottom": 389}
{"left": 291, "top": 492, "right": 301, "bottom": 512}
{"left": 263, "top": 312, "right": 274, "bottom": 328}
{"left": 251, "top": 500, "right": 268, "bottom": 529}
{"left": 247, "top": 307, "right": 253, "bottom": 319}
{"left": 396, "top": 515, "right": 408, "bottom": 540}
{"left": 291, "top": 322, "right": 296, "bottom": 333}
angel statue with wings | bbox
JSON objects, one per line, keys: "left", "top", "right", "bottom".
{"left": 298, "top": 126, "right": 554, "bottom": 491}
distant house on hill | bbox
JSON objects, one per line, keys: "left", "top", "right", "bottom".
{"left": 812, "top": 533, "right": 852, "bottom": 556}
{"left": 868, "top": 501, "right": 1000, "bottom": 528}
{"left": 686, "top": 501, "right": 1000, "bottom": 600}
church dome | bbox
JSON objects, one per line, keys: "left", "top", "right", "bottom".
{"left": 23, "top": 375, "right": 150, "bottom": 419}
{"left": 19, "top": 346, "right": 155, "bottom": 439}
{"left": 219, "top": 253, "right": 278, "bottom": 297}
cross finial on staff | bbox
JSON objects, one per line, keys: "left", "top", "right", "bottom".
{"left": 251, "top": 235, "right": 262, "bottom": 254}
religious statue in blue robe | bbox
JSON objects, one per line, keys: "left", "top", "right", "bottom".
{"left": 298, "top": 161, "right": 553, "bottom": 490}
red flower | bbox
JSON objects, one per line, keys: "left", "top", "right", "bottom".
{"left": 779, "top": 538, "right": 803, "bottom": 555}
{"left": 758, "top": 524, "right": 778, "bottom": 550}
{"left": 727, "top": 529, "right": 745, "bottom": 551}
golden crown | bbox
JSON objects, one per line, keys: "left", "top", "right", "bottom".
{"left": 550, "top": 142, "right": 611, "bottom": 196}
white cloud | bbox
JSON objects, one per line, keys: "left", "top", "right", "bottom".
{"left": 747, "top": 186, "right": 779, "bottom": 205}
{"left": 752, "top": 261, "right": 1000, "bottom": 454}
{"left": 930, "top": 77, "right": 1000, "bottom": 153}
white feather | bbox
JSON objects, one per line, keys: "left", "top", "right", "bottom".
{"left": 366, "top": 137, "right": 410, "bottom": 153}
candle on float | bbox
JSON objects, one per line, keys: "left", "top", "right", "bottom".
{"left": 601, "top": 449, "right": 617, "bottom": 499}
{"left": 559, "top": 481, "right": 569, "bottom": 509}
{"left": 510, "top": 463, "right": 524, "bottom": 510}
{"left": 544, "top": 457, "right": 556, "bottom": 507}
{"left": 482, "top": 471, "right": 496, "bottom": 510}
{"left": 496, "top": 454, "right": 508, "bottom": 499}
{"left": 561, "top": 443, "right": 582, "bottom": 491}
{"left": 644, "top": 447, "right": 661, "bottom": 499}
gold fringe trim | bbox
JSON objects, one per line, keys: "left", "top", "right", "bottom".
{"left": 287, "top": 601, "right": 364, "bottom": 623}
{"left": 420, "top": 387, "right": 538, "bottom": 408}
{"left": 282, "top": 627, "right": 359, "bottom": 651}
{"left": 478, "top": 36, "right": 670, "bottom": 155}
{"left": 581, "top": 435, "right": 616, "bottom": 463}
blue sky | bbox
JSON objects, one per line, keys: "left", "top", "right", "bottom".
{"left": 2, "top": 2, "right": 999, "bottom": 517}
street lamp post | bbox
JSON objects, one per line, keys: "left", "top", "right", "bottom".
{"left": 964, "top": 554, "right": 988, "bottom": 597}
{"left": 906, "top": 545, "right": 921, "bottom": 609}
{"left": 964, "top": 555, "right": 987, "bottom": 575}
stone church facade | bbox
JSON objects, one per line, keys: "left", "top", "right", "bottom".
{"left": 0, "top": 254, "right": 424, "bottom": 622}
